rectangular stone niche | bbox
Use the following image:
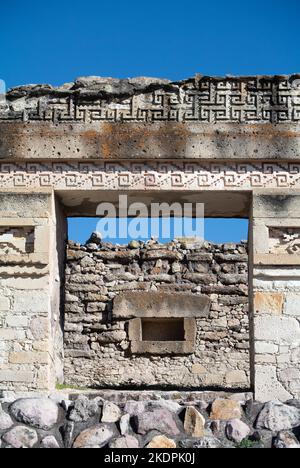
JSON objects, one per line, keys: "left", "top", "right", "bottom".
{"left": 115, "top": 291, "right": 210, "bottom": 356}
{"left": 142, "top": 318, "right": 185, "bottom": 342}
{"left": 129, "top": 317, "right": 196, "bottom": 355}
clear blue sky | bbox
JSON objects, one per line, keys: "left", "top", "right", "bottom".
{"left": 1, "top": 0, "right": 299, "bottom": 244}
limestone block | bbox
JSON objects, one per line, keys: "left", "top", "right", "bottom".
{"left": 33, "top": 340, "right": 51, "bottom": 352}
{"left": 191, "top": 364, "right": 206, "bottom": 375}
{"left": 30, "top": 317, "right": 50, "bottom": 340}
{"left": 211, "top": 317, "right": 228, "bottom": 328}
{"left": 254, "top": 292, "right": 284, "bottom": 316}
{"left": 0, "top": 275, "right": 49, "bottom": 290}
{"left": 0, "top": 329, "right": 18, "bottom": 340}
{"left": 68, "top": 396, "right": 101, "bottom": 423}
{"left": 34, "top": 225, "right": 50, "bottom": 254}
{"left": 9, "top": 351, "right": 49, "bottom": 364}
{"left": 255, "top": 342, "right": 279, "bottom": 354}
{"left": 253, "top": 194, "right": 300, "bottom": 219}
{"left": 285, "top": 294, "right": 300, "bottom": 317}
{"left": 279, "top": 368, "right": 300, "bottom": 382}
{"left": 253, "top": 279, "right": 274, "bottom": 290}
{"left": 14, "top": 290, "right": 50, "bottom": 313}
{"left": 225, "top": 370, "right": 248, "bottom": 385}
{"left": 277, "top": 354, "right": 292, "bottom": 364}
{"left": 253, "top": 222, "right": 269, "bottom": 254}
{"left": 255, "top": 355, "right": 277, "bottom": 364}
{"left": 0, "top": 297, "right": 10, "bottom": 311}
{"left": 255, "top": 316, "right": 300, "bottom": 345}
{"left": 210, "top": 399, "right": 242, "bottom": 421}
{"left": 120, "top": 414, "right": 130, "bottom": 435}
{"left": 0, "top": 369, "right": 34, "bottom": 383}
{"left": 0, "top": 192, "right": 51, "bottom": 219}
{"left": 6, "top": 315, "right": 29, "bottom": 328}
{"left": 36, "top": 366, "right": 52, "bottom": 390}
{"left": 255, "top": 366, "right": 292, "bottom": 402}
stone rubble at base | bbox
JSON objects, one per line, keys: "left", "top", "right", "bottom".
{"left": 0, "top": 395, "right": 299, "bottom": 449}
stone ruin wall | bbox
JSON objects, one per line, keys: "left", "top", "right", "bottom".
{"left": 0, "top": 75, "right": 300, "bottom": 402}
{"left": 64, "top": 237, "right": 250, "bottom": 390}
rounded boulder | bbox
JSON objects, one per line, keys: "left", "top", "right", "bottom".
{"left": 10, "top": 398, "right": 59, "bottom": 430}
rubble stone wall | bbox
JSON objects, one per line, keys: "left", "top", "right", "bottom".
{"left": 64, "top": 238, "right": 250, "bottom": 390}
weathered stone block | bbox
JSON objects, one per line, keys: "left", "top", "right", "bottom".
{"left": 97, "top": 330, "right": 127, "bottom": 344}
{"left": 0, "top": 370, "right": 34, "bottom": 383}
{"left": 183, "top": 273, "right": 217, "bottom": 284}
{"left": 9, "top": 351, "right": 49, "bottom": 364}
{"left": 0, "top": 297, "right": 10, "bottom": 311}
{"left": 279, "top": 368, "right": 300, "bottom": 382}
{"left": 114, "top": 291, "right": 210, "bottom": 319}
{"left": 254, "top": 292, "right": 284, "bottom": 315}
{"left": 0, "top": 329, "right": 20, "bottom": 340}
{"left": 255, "top": 316, "right": 300, "bottom": 344}
{"left": 30, "top": 317, "right": 50, "bottom": 340}
{"left": 210, "top": 399, "right": 242, "bottom": 421}
{"left": 0, "top": 192, "right": 51, "bottom": 219}
{"left": 285, "top": 294, "right": 300, "bottom": 317}
{"left": 6, "top": 315, "right": 29, "bottom": 328}
{"left": 255, "top": 342, "right": 279, "bottom": 354}
{"left": 219, "top": 274, "right": 248, "bottom": 285}
{"left": 184, "top": 406, "right": 205, "bottom": 438}
{"left": 14, "top": 290, "right": 49, "bottom": 313}
{"left": 253, "top": 194, "right": 300, "bottom": 219}
{"left": 255, "top": 366, "right": 292, "bottom": 402}
{"left": 142, "top": 250, "right": 183, "bottom": 261}
{"left": 225, "top": 370, "right": 248, "bottom": 385}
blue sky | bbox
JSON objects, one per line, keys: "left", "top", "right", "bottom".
{"left": 1, "top": 0, "right": 299, "bottom": 244}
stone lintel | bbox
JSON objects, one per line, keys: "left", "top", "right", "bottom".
{"left": 1, "top": 121, "right": 300, "bottom": 162}
{"left": 113, "top": 291, "right": 210, "bottom": 319}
